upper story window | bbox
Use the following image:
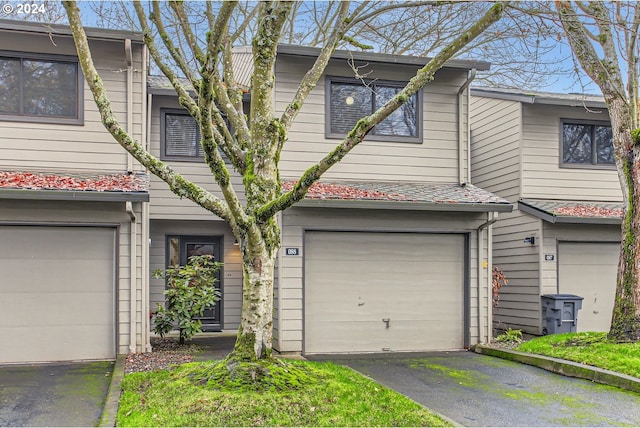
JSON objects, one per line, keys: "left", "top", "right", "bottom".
{"left": 562, "top": 120, "right": 614, "bottom": 167}
{"left": 0, "top": 52, "right": 83, "bottom": 124}
{"left": 162, "top": 109, "right": 237, "bottom": 164}
{"left": 162, "top": 110, "right": 201, "bottom": 160}
{"left": 326, "top": 77, "right": 422, "bottom": 143}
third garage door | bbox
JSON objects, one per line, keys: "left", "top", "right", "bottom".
{"left": 304, "top": 231, "right": 465, "bottom": 354}
{"left": 558, "top": 242, "right": 619, "bottom": 332}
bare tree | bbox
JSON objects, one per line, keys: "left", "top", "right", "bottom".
{"left": 555, "top": 0, "right": 640, "bottom": 341}
{"left": 62, "top": 0, "right": 506, "bottom": 363}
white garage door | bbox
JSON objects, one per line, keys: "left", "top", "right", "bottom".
{"left": 0, "top": 226, "right": 116, "bottom": 363}
{"left": 558, "top": 242, "right": 619, "bottom": 332}
{"left": 304, "top": 231, "right": 465, "bottom": 353}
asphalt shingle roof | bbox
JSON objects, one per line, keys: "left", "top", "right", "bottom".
{"left": 519, "top": 198, "right": 623, "bottom": 223}
{"left": 283, "top": 180, "right": 511, "bottom": 211}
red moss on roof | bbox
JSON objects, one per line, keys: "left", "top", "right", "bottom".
{"left": 0, "top": 171, "right": 148, "bottom": 192}
{"left": 282, "top": 181, "right": 407, "bottom": 200}
{"left": 553, "top": 205, "right": 623, "bottom": 218}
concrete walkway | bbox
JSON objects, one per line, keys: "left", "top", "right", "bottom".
{"left": 0, "top": 361, "right": 113, "bottom": 427}
{"left": 309, "top": 351, "right": 640, "bottom": 427}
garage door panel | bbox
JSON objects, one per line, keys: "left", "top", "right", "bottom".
{"left": 305, "top": 231, "right": 465, "bottom": 353}
{"left": 559, "top": 242, "right": 619, "bottom": 333}
{"left": 0, "top": 226, "right": 116, "bottom": 363}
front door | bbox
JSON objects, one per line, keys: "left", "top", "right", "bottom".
{"left": 168, "top": 235, "right": 222, "bottom": 331}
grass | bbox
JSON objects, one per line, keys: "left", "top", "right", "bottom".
{"left": 516, "top": 332, "right": 640, "bottom": 378}
{"left": 116, "top": 358, "right": 451, "bottom": 427}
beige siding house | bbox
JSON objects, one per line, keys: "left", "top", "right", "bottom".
{"left": 149, "top": 46, "right": 512, "bottom": 355}
{"left": 470, "top": 87, "right": 622, "bottom": 335}
{"left": 0, "top": 18, "right": 511, "bottom": 363}
{"left": 0, "top": 20, "right": 150, "bottom": 363}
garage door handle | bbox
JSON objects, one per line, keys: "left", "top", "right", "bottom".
{"left": 382, "top": 318, "right": 390, "bottom": 329}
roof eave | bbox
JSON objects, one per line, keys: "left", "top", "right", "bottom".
{"left": 0, "top": 188, "right": 150, "bottom": 202}
{"left": 518, "top": 200, "right": 620, "bottom": 225}
{"left": 276, "top": 44, "right": 491, "bottom": 71}
{"left": 470, "top": 88, "right": 607, "bottom": 109}
{"left": 295, "top": 199, "right": 513, "bottom": 212}
{"left": 0, "top": 19, "right": 144, "bottom": 43}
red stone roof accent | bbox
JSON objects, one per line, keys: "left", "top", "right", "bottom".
{"left": 553, "top": 205, "right": 623, "bottom": 218}
{"left": 0, "top": 171, "right": 148, "bottom": 193}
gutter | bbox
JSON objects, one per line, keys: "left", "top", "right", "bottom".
{"left": 126, "top": 201, "right": 137, "bottom": 353}
{"left": 458, "top": 69, "right": 476, "bottom": 185}
{"left": 518, "top": 200, "right": 621, "bottom": 225}
{"left": 295, "top": 198, "right": 513, "bottom": 213}
{"left": 477, "top": 211, "right": 498, "bottom": 344}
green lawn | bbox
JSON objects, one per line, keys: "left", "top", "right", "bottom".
{"left": 517, "top": 332, "right": 640, "bottom": 378}
{"left": 117, "top": 358, "right": 451, "bottom": 427}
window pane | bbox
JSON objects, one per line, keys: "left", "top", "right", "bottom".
{"left": 563, "top": 123, "right": 592, "bottom": 164}
{"left": 374, "top": 86, "right": 417, "bottom": 137}
{"left": 165, "top": 114, "right": 199, "bottom": 157}
{"left": 168, "top": 237, "right": 180, "bottom": 266}
{"left": 330, "top": 82, "right": 371, "bottom": 134}
{"left": 186, "top": 244, "right": 214, "bottom": 259}
{"left": 23, "top": 60, "right": 77, "bottom": 118}
{"left": 0, "top": 58, "right": 20, "bottom": 114}
{"left": 595, "top": 125, "right": 614, "bottom": 164}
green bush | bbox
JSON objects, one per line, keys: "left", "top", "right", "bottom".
{"left": 495, "top": 328, "right": 523, "bottom": 344}
{"left": 153, "top": 255, "right": 222, "bottom": 344}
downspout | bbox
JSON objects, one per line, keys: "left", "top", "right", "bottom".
{"left": 126, "top": 201, "right": 137, "bottom": 353}
{"left": 477, "top": 211, "right": 498, "bottom": 344}
{"left": 125, "top": 39, "right": 133, "bottom": 173}
{"left": 458, "top": 69, "right": 476, "bottom": 185}
{"left": 141, "top": 45, "right": 152, "bottom": 352}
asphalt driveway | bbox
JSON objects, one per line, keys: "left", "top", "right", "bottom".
{"left": 309, "top": 351, "right": 640, "bottom": 427}
{"left": 0, "top": 361, "right": 113, "bottom": 427}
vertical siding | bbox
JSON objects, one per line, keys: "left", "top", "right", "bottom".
{"left": 148, "top": 96, "right": 245, "bottom": 219}
{"left": 521, "top": 104, "right": 621, "bottom": 201}
{"left": 148, "top": 219, "right": 242, "bottom": 331}
{"left": 0, "top": 32, "right": 145, "bottom": 174}
{"left": 276, "top": 207, "right": 487, "bottom": 353}
{"left": 275, "top": 55, "right": 469, "bottom": 182}
{"left": 470, "top": 96, "right": 522, "bottom": 200}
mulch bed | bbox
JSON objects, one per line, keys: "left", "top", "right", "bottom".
{"left": 124, "top": 337, "right": 201, "bottom": 374}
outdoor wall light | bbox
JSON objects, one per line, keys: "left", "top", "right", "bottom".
{"left": 523, "top": 236, "right": 535, "bottom": 245}
{"left": 345, "top": 96, "right": 355, "bottom": 105}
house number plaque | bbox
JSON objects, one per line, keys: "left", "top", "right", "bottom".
{"left": 285, "top": 247, "right": 300, "bottom": 256}
{"left": 544, "top": 254, "right": 555, "bottom": 261}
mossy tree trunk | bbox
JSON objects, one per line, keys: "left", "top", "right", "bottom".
{"left": 556, "top": 1, "right": 640, "bottom": 341}
{"left": 62, "top": 0, "right": 506, "bottom": 360}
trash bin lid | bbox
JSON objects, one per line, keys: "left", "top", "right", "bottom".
{"left": 541, "top": 294, "right": 584, "bottom": 300}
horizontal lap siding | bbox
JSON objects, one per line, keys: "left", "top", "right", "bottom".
{"left": 275, "top": 57, "right": 468, "bottom": 182}
{"left": 148, "top": 220, "right": 243, "bottom": 331}
{"left": 0, "top": 33, "right": 145, "bottom": 174}
{"left": 521, "top": 104, "right": 621, "bottom": 201}
{"left": 149, "top": 96, "right": 245, "bottom": 219}
{"left": 276, "top": 208, "right": 486, "bottom": 353}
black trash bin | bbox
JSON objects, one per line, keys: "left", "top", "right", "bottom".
{"left": 541, "top": 294, "right": 584, "bottom": 334}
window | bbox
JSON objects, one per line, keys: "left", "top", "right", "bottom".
{"left": 161, "top": 108, "right": 242, "bottom": 163}
{"left": 562, "top": 120, "right": 614, "bottom": 166}
{"left": 0, "top": 52, "right": 82, "bottom": 124}
{"left": 161, "top": 110, "right": 201, "bottom": 160}
{"left": 326, "top": 77, "right": 421, "bottom": 142}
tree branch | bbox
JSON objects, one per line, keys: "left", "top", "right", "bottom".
{"left": 62, "top": 0, "right": 235, "bottom": 226}
{"left": 257, "top": 1, "right": 508, "bottom": 220}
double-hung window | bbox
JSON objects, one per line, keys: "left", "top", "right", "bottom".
{"left": 561, "top": 120, "right": 614, "bottom": 167}
{"left": 326, "top": 77, "right": 422, "bottom": 143}
{"left": 0, "top": 52, "right": 82, "bottom": 124}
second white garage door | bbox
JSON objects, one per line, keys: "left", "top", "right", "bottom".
{"left": 0, "top": 226, "right": 116, "bottom": 363}
{"left": 304, "top": 231, "right": 465, "bottom": 354}
{"left": 558, "top": 242, "right": 619, "bottom": 332}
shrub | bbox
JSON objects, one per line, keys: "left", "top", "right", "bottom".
{"left": 153, "top": 255, "right": 222, "bottom": 344}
